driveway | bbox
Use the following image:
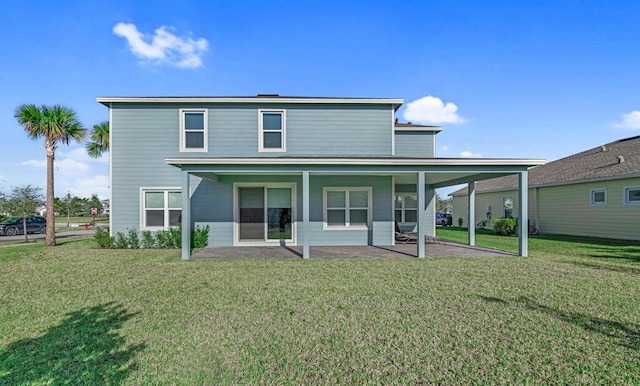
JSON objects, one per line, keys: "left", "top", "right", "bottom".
{"left": 0, "top": 230, "right": 94, "bottom": 243}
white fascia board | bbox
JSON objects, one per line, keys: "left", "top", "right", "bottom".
{"left": 96, "top": 96, "right": 404, "bottom": 109}
{"left": 394, "top": 126, "right": 443, "bottom": 133}
{"left": 165, "top": 157, "right": 546, "bottom": 167}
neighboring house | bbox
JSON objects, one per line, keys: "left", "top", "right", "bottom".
{"left": 450, "top": 136, "right": 640, "bottom": 241}
{"left": 97, "top": 95, "right": 543, "bottom": 258}
{"left": 101, "top": 199, "right": 110, "bottom": 214}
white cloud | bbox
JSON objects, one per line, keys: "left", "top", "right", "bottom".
{"left": 58, "top": 147, "right": 108, "bottom": 164}
{"left": 614, "top": 110, "right": 640, "bottom": 130}
{"left": 441, "top": 145, "right": 449, "bottom": 151}
{"left": 113, "top": 22, "right": 209, "bottom": 68}
{"left": 21, "top": 158, "right": 89, "bottom": 174}
{"left": 66, "top": 175, "right": 109, "bottom": 200}
{"left": 403, "top": 96, "right": 466, "bottom": 125}
{"left": 460, "top": 151, "right": 483, "bottom": 158}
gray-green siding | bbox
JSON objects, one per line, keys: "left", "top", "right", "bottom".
{"left": 394, "top": 131, "right": 435, "bottom": 157}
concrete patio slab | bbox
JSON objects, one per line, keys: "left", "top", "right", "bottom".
{"left": 191, "top": 242, "right": 515, "bottom": 259}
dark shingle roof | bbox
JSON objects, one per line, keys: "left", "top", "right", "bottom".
{"left": 451, "top": 135, "right": 640, "bottom": 196}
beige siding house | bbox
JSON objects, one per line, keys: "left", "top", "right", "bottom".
{"left": 451, "top": 136, "right": 640, "bottom": 241}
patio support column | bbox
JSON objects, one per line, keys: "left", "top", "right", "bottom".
{"left": 518, "top": 170, "right": 529, "bottom": 257}
{"left": 417, "top": 172, "right": 426, "bottom": 258}
{"left": 302, "top": 171, "right": 310, "bottom": 259}
{"left": 468, "top": 181, "right": 476, "bottom": 246}
{"left": 181, "top": 171, "right": 191, "bottom": 260}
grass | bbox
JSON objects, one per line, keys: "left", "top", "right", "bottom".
{"left": 0, "top": 237, "right": 639, "bottom": 384}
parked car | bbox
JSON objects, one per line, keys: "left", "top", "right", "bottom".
{"left": 436, "top": 212, "right": 453, "bottom": 226}
{"left": 0, "top": 217, "right": 47, "bottom": 236}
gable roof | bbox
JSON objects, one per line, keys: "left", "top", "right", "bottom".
{"left": 450, "top": 135, "right": 640, "bottom": 196}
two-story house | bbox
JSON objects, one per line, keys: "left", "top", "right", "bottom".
{"left": 97, "top": 95, "right": 544, "bottom": 259}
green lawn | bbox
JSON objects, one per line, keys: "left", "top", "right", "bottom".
{"left": 0, "top": 236, "right": 638, "bottom": 384}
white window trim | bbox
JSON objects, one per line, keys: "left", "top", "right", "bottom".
{"left": 502, "top": 195, "right": 514, "bottom": 218}
{"left": 623, "top": 186, "right": 640, "bottom": 205}
{"left": 258, "top": 109, "right": 286, "bottom": 152}
{"left": 323, "top": 187, "right": 372, "bottom": 230}
{"left": 590, "top": 188, "right": 607, "bottom": 206}
{"left": 179, "top": 108, "right": 208, "bottom": 152}
{"left": 233, "top": 182, "right": 297, "bottom": 246}
{"left": 140, "top": 187, "right": 182, "bottom": 231}
{"left": 394, "top": 193, "right": 418, "bottom": 224}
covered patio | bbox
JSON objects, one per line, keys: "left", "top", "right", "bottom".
{"left": 191, "top": 242, "right": 515, "bottom": 259}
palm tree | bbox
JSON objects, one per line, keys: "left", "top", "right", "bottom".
{"left": 86, "top": 121, "right": 109, "bottom": 158}
{"left": 14, "top": 104, "right": 86, "bottom": 246}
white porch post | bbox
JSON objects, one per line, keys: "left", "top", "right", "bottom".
{"left": 302, "top": 171, "right": 310, "bottom": 259}
{"left": 181, "top": 171, "right": 191, "bottom": 260}
{"left": 468, "top": 181, "right": 476, "bottom": 246}
{"left": 417, "top": 172, "right": 426, "bottom": 258}
{"left": 519, "top": 170, "right": 529, "bottom": 257}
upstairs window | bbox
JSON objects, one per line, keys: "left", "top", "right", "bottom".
{"left": 180, "top": 109, "right": 207, "bottom": 152}
{"left": 624, "top": 187, "right": 640, "bottom": 205}
{"left": 259, "top": 110, "right": 286, "bottom": 152}
{"left": 590, "top": 188, "right": 607, "bottom": 206}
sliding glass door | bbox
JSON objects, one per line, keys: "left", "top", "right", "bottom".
{"left": 237, "top": 185, "right": 294, "bottom": 243}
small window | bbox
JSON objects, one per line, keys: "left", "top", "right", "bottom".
{"left": 141, "top": 189, "right": 182, "bottom": 229}
{"left": 590, "top": 189, "right": 607, "bottom": 206}
{"left": 259, "top": 110, "right": 286, "bottom": 152}
{"left": 394, "top": 194, "right": 418, "bottom": 223}
{"left": 324, "top": 187, "right": 371, "bottom": 229}
{"left": 180, "top": 109, "right": 207, "bottom": 152}
{"left": 502, "top": 196, "right": 514, "bottom": 218}
{"left": 624, "top": 187, "right": 640, "bottom": 205}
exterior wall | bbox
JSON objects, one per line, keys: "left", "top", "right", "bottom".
{"left": 537, "top": 178, "right": 640, "bottom": 240}
{"left": 190, "top": 175, "right": 395, "bottom": 247}
{"left": 451, "top": 177, "right": 640, "bottom": 240}
{"left": 394, "top": 131, "right": 435, "bottom": 157}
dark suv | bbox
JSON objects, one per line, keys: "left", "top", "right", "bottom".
{"left": 0, "top": 217, "right": 47, "bottom": 236}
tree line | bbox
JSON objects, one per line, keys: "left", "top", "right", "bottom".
{"left": 0, "top": 187, "right": 104, "bottom": 223}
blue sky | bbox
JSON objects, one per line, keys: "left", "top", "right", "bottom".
{"left": 1, "top": 0, "right": 639, "bottom": 199}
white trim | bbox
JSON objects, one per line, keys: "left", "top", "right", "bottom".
{"left": 258, "top": 109, "right": 286, "bottom": 152}
{"left": 139, "top": 187, "right": 182, "bottom": 231}
{"left": 179, "top": 108, "right": 208, "bottom": 152}
{"left": 166, "top": 157, "right": 545, "bottom": 167}
{"left": 589, "top": 188, "right": 607, "bottom": 206}
{"left": 322, "top": 187, "right": 372, "bottom": 230}
{"left": 108, "top": 104, "right": 113, "bottom": 234}
{"left": 623, "top": 186, "right": 640, "bottom": 205}
{"left": 97, "top": 96, "right": 404, "bottom": 108}
{"left": 391, "top": 108, "right": 395, "bottom": 156}
{"left": 393, "top": 126, "right": 444, "bottom": 133}
{"left": 233, "top": 182, "right": 297, "bottom": 246}
{"left": 391, "top": 176, "right": 395, "bottom": 245}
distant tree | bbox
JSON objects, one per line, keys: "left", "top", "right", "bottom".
{"left": 15, "top": 104, "right": 86, "bottom": 246}
{"left": 5, "top": 185, "right": 43, "bottom": 242}
{"left": 86, "top": 121, "right": 109, "bottom": 158}
{"left": 54, "top": 193, "right": 85, "bottom": 227}
{"left": 88, "top": 194, "right": 103, "bottom": 214}
{"left": 0, "top": 191, "right": 7, "bottom": 221}
{"left": 436, "top": 193, "right": 453, "bottom": 213}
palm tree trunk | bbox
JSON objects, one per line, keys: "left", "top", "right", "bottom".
{"left": 45, "top": 141, "right": 56, "bottom": 246}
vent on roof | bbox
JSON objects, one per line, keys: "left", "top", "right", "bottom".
{"left": 257, "top": 94, "right": 279, "bottom": 97}
{"left": 617, "top": 155, "right": 625, "bottom": 163}
{"left": 395, "top": 117, "right": 399, "bottom": 124}
{"left": 600, "top": 145, "right": 608, "bottom": 152}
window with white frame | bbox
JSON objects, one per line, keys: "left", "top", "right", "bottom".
{"left": 590, "top": 188, "right": 607, "bottom": 206}
{"left": 502, "top": 196, "right": 514, "bottom": 218}
{"left": 259, "top": 110, "right": 286, "bottom": 151}
{"left": 142, "top": 189, "right": 182, "bottom": 229}
{"left": 180, "top": 109, "right": 207, "bottom": 152}
{"left": 624, "top": 186, "right": 640, "bottom": 205}
{"left": 324, "top": 187, "right": 371, "bottom": 229}
{"left": 394, "top": 194, "right": 417, "bottom": 223}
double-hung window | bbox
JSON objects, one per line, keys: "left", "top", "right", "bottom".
{"left": 394, "top": 194, "right": 418, "bottom": 223}
{"left": 323, "top": 187, "right": 371, "bottom": 229}
{"left": 180, "top": 109, "right": 208, "bottom": 152}
{"left": 141, "top": 188, "right": 182, "bottom": 230}
{"left": 624, "top": 186, "right": 640, "bottom": 205}
{"left": 259, "top": 109, "right": 286, "bottom": 151}
{"left": 590, "top": 188, "right": 607, "bottom": 206}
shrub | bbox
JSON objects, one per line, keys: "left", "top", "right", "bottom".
{"left": 94, "top": 227, "right": 113, "bottom": 248}
{"left": 493, "top": 217, "right": 517, "bottom": 236}
{"left": 126, "top": 228, "right": 140, "bottom": 249}
{"left": 192, "top": 225, "right": 210, "bottom": 248}
{"left": 113, "top": 232, "right": 128, "bottom": 248}
{"left": 141, "top": 230, "right": 154, "bottom": 248}
{"left": 168, "top": 226, "right": 182, "bottom": 248}
{"left": 155, "top": 230, "right": 169, "bottom": 249}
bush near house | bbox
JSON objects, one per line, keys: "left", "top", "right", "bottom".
{"left": 493, "top": 217, "right": 517, "bottom": 236}
{"left": 94, "top": 225, "right": 209, "bottom": 249}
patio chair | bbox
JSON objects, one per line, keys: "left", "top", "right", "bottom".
{"left": 395, "top": 221, "right": 417, "bottom": 244}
